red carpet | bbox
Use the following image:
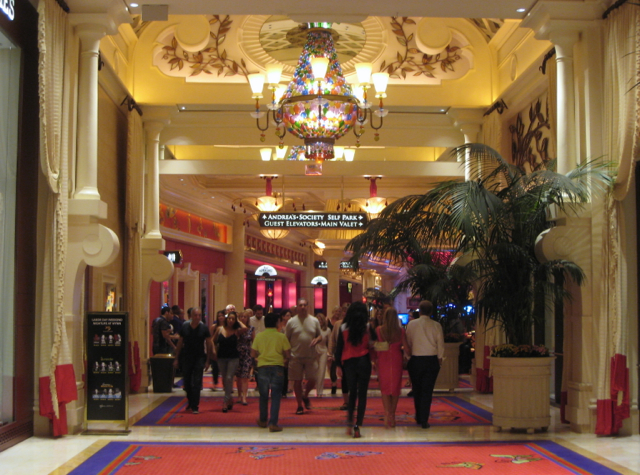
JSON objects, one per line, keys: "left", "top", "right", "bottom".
{"left": 175, "top": 374, "right": 473, "bottom": 391}
{"left": 69, "top": 441, "right": 621, "bottom": 475}
{"left": 135, "top": 395, "right": 492, "bottom": 427}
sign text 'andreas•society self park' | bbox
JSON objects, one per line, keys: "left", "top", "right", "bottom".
{"left": 258, "top": 212, "right": 369, "bottom": 229}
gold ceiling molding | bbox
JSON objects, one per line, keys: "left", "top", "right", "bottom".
{"left": 151, "top": 15, "right": 474, "bottom": 85}
{"left": 237, "top": 15, "right": 386, "bottom": 79}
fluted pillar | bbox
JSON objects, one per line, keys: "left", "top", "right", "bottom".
{"left": 305, "top": 249, "right": 316, "bottom": 309}
{"left": 61, "top": 10, "right": 130, "bottom": 433}
{"left": 74, "top": 23, "right": 107, "bottom": 200}
{"left": 226, "top": 214, "right": 246, "bottom": 309}
{"left": 460, "top": 124, "right": 482, "bottom": 181}
{"left": 521, "top": 1, "right": 605, "bottom": 433}
{"left": 449, "top": 108, "right": 484, "bottom": 181}
{"left": 324, "top": 248, "right": 343, "bottom": 316}
{"left": 552, "top": 32, "right": 579, "bottom": 175}
{"left": 143, "top": 121, "right": 164, "bottom": 240}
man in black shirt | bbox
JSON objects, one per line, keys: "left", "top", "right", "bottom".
{"left": 152, "top": 306, "right": 175, "bottom": 355}
{"left": 170, "top": 305, "right": 185, "bottom": 341}
{"left": 173, "top": 307, "right": 213, "bottom": 413}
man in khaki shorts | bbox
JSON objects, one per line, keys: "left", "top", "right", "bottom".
{"left": 285, "top": 297, "right": 322, "bottom": 414}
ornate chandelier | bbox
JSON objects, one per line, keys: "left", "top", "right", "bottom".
{"left": 248, "top": 23, "right": 389, "bottom": 162}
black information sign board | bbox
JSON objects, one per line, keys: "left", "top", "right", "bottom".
{"left": 86, "top": 312, "right": 128, "bottom": 423}
{"left": 258, "top": 212, "right": 369, "bottom": 229}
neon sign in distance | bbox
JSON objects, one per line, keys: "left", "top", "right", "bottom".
{"left": 163, "top": 250, "right": 183, "bottom": 264}
{"left": 310, "top": 276, "right": 328, "bottom": 285}
{"left": 255, "top": 265, "right": 277, "bottom": 277}
{"left": 1, "top": 0, "right": 15, "bottom": 20}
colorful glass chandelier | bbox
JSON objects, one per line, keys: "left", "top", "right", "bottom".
{"left": 248, "top": 23, "right": 389, "bottom": 162}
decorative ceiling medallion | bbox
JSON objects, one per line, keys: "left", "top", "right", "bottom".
{"left": 239, "top": 15, "right": 385, "bottom": 80}
{"left": 259, "top": 16, "right": 366, "bottom": 67}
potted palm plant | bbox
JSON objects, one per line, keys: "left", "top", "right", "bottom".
{"left": 346, "top": 144, "right": 613, "bottom": 432}
{"left": 389, "top": 249, "right": 474, "bottom": 391}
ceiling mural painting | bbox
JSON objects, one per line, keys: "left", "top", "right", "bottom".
{"left": 153, "top": 14, "right": 474, "bottom": 86}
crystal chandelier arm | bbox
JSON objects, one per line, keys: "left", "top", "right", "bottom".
{"left": 355, "top": 105, "right": 367, "bottom": 125}
{"left": 255, "top": 110, "right": 270, "bottom": 132}
{"left": 369, "top": 111, "right": 384, "bottom": 131}
{"left": 353, "top": 123, "right": 365, "bottom": 139}
{"left": 275, "top": 121, "right": 287, "bottom": 141}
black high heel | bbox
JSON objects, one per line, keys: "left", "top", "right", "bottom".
{"left": 353, "top": 425, "right": 361, "bottom": 438}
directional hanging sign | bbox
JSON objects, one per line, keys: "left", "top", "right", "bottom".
{"left": 258, "top": 212, "right": 369, "bottom": 229}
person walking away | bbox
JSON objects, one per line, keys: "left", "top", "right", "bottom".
{"left": 327, "top": 303, "right": 350, "bottom": 409}
{"left": 236, "top": 309, "right": 255, "bottom": 405}
{"left": 209, "top": 310, "right": 226, "bottom": 390}
{"left": 405, "top": 300, "right": 444, "bottom": 429}
{"left": 284, "top": 298, "right": 322, "bottom": 415}
{"left": 314, "top": 313, "right": 331, "bottom": 397}
{"left": 327, "top": 306, "right": 341, "bottom": 395}
{"left": 335, "top": 302, "right": 373, "bottom": 438}
{"left": 252, "top": 312, "right": 291, "bottom": 432}
{"left": 170, "top": 305, "right": 185, "bottom": 341}
{"left": 213, "top": 311, "right": 248, "bottom": 412}
{"left": 374, "top": 307, "right": 406, "bottom": 428}
{"left": 172, "top": 307, "right": 213, "bottom": 414}
{"left": 279, "top": 309, "right": 293, "bottom": 397}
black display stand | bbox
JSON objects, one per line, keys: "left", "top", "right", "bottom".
{"left": 84, "top": 312, "right": 130, "bottom": 435}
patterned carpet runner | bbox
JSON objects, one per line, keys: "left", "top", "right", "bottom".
{"left": 135, "top": 395, "right": 492, "bottom": 427}
{"left": 68, "top": 441, "right": 621, "bottom": 475}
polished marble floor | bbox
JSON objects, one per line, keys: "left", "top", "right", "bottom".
{"left": 1, "top": 384, "right": 639, "bottom": 475}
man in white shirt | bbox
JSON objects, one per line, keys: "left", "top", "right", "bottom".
{"left": 285, "top": 297, "right": 322, "bottom": 415}
{"left": 405, "top": 300, "right": 444, "bottom": 429}
{"left": 250, "top": 304, "right": 266, "bottom": 335}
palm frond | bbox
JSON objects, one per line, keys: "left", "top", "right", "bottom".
{"left": 345, "top": 143, "right": 615, "bottom": 346}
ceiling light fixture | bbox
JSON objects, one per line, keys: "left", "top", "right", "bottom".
{"left": 343, "top": 148, "right": 355, "bottom": 162}
{"left": 231, "top": 176, "right": 292, "bottom": 240}
{"left": 275, "top": 145, "right": 288, "bottom": 159}
{"left": 256, "top": 176, "right": 289, "bottom": 239}
{"left": 249, "top": 23, "right": 389, "bottom": 162}
{"left": 260, "top": 148, "right": 272, "bottom": 161}
{"left": 358, "top": 177, "right": 387, "bottom": 218}
{"left": 516, "top": 8, "right": 526, "bottom": 12}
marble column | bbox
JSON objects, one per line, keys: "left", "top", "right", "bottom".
{"left": 460, "top": 124, "right": 482, "bottom": 181}
{"left": 225, "top": 214, "right": 246, "bottom": 310}
{"left": 74, "top": 23, "right": 107, "bottom": 200}
{"left": 552, "top": 31, "right": 579, "bottom": 175}
{"left": 324, "top": 248, "right": 343, "bottom": 315}
{"left": 449, "top": 108, "right": 484, "bottom": 182}
{"left": 143, "top": 121, "right": 164, "bottom": 240}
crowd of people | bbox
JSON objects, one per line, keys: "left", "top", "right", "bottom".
{"left": 153, "top": 298, "right": 445, "bottom": 438}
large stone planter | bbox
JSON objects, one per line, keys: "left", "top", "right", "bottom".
{"left": 435, "top": 342, "right": 460, "bottom": 392}
{"left": 490, "top": 356, "right": 555, "bottom": 433}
